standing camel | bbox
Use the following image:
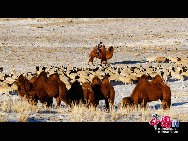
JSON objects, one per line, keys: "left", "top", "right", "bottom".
{"left": 88, "top": 45, "right": 114, "bottom": 65}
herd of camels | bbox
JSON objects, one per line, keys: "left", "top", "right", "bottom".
{"left": 15, "top": 44, "right": 171, "bottom": 110}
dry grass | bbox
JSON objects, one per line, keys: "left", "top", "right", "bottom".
{"left": 0, "top": 95, "right": 187, "bottom": 122}
{"left": 59, "top": 101, "right": 188, "bottom": 122}
{"left": 0, "top": 96, "right": 40, "bottom": 122}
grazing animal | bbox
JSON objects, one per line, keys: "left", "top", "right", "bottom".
{"left": 34, "top": 71, "right": 68, "bottom": 107}
{"left": 91, "top": 76, "right": 103, "bottom": 106}
{"left": 82, "top": 82, "right": 95, "bottom": 106}
{"left": 48, "top": 73, "right": 69, "bottom": 106}
{"left": 91, "top": 76, "right": 101, "bottom": 86}
{"left": 15, "top": 74, "right": 38, "bottom": 104}
{"left": 121, "top": 74, "right": 171, "bottom": 110}
{"left": 100, "top": 76, "right": 115, "bottom": 109}
{"left": 91, "top": 75, "right": 115, "bottom": 109}
{"left": 88, "top": 45, "right": 114, "bottom": 65}
{"left": 67, "top": 80, "right": 84, "bottom": 105}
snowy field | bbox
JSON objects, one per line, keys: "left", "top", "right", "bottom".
{"left": 0, "top": 18, "right": 187, "bottom": 122}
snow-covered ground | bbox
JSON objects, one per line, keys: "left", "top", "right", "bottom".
{"left": 0, "top": 18, "right": 188, "bottom": 122}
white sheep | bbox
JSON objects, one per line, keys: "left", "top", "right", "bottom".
{"left": 119, "top": 69, "right": 130, "bottom": 77}
{"left": 181, "top": 71, "right": 188, "bottom": 77}
{"left": 146, "top": 57, "right": 155, "bottom": 62}
{"left": 59, "top": 75, "right": 71, "bottom": 90}
{"left": 129, "top": 74, "right": 138, "bottom": 81}
{"left": 3, "top": 77, "right": 15, "bottom": 85}
{"left": 155, "top": 57, "right": 166, "bottom": 62}
{"left": 0, "top": 73, "right": 5, "bottom": 80}
{"left": 114, "top": 74, "right": 133, "bottom": 84}
{"left": 0, "top": 84, "right": 11, "bottom": 94}
{"left": 170, "top": 71, "right": 184, "bottom": 81}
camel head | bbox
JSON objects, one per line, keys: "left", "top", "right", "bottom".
{"left": 108, "top": 46, "right": 114, "bottom": 52}
{"left": 82, "top": 82, "right": 93, "bottom": 101}
{"left": 15, "top": 74, "right": 25, "bottom": 87}
{"left": 15, "top": 74, "right": 32, "bottom": 91}
{"left": 106, "top": 46, "right": 114, "bottom": 60}
{"left": 121, "top": 97, "right": 134, "bottom": 107}
{"left": 91, "top": 76, "right": 101, "bottom": 86}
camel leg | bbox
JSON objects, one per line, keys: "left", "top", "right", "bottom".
{"left": 88, "top": 60, "right": 90, "bottom": 65}
{"left": 105, "top": 98, "right": 109, "bottom": 109}
{"left": 88, "top": 56, "right": 94, "bottom": 66}
{"left": 62, "top": 96, "right": 70, "bottom": 108}
{"left": 109, "top": 101, "right": 114, "bottom": 111}
{"left": 56, "top": 97, "right": 61, "bottom": 108}
{"left": 95, "top": 99, "right": 99, "bottom": 107}
{"left": 101, "top": 59, "right": 103, "bottom": 65}
{"left": 46, "top": 97, "right": 53, "bottom": 107}
{"left": 105, "top": 61, "right": 107, "bottom": 66}
{"left": 88, "top": 56, "right": 91, "bottom": 65}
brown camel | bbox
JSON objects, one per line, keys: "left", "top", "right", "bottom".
{"left": 121, "top": 74, "right": 171, "bottom": 110}
{"left": 88, "top": 45, "right": 114, "bottom": 65}
{"left": 66, "top": 80, "right": 84, "bottom": 105}
{"left": 33, "top": 71, "right": 69, "bottom": 107}
{"left": 82, "top": 82, "right": 95, "bottom": 106}
{"left": 15, "top": 74, "right": 38, "bottom": 104}
{"left": 100, "top": 76, "right": 115, "bottom": 109}
{"left": 91, "top": 75, "right": 115, "bottom": 109}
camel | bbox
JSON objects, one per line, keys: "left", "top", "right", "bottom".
{"left": 82, "top": 82, "right": 95, "bottom": 106}
{"left": 91, "top": 75, "right": 115, "bottom": 109}
{"left": 121, "top": 74, "right": 171, "bottom": 110}
{"left": 15, "top": 74, "right": 38, "bottom": 104}
{"left": 33, "top": 71, "right": 69, "bottom": 107}
{"left": 100, "top": 76, "right": 115, "bottom": 109}
{"left": 88, "top": 45, "right": 114, "bottom": 65}
{"left": 66, "top": 80, "right": 84, "bottom": 105}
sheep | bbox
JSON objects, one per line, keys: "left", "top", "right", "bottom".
{"left": 0, "top": 84, "right": 11, "bottom": 95}
{"left": 147, "top": 57, "right": 156, "bottom": 62}
{"left": 129, "top": 74, "right": 138, "bottom": 81}
{"left": 155, "top": 57, "right": 167, "bottom": 63}
{"left": 3, "top": 77, "right": 15, "bottom": 85}
{"left": 170, "top": 71, "right": 184, "bottom": 81}
{"left": 116, "top": 74, "right": 133, "bottom": 84}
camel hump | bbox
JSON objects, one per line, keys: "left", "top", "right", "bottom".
{"left": 103, "top": 75, "right": 109, "bottom": 81}
{"left": 101, "top": 75, "right": 109, "bottom": 84}
{"left": 140, "top": 74, "right": 148, "bottom": 80}
{"left": 93, "top": 46, "right": 97, "bottom": 51}
{"left": 48, "top": 73, "right": 59, "bottom": 80}
{"left": 38, "top": 71, "right": 47, "bottom": 78}
{"left": 152, "top": 75, "right": 163, "bottom": 84}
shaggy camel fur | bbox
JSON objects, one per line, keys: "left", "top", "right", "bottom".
{"left": 15, "top": 74, "right": 38, "bottom": 104}
{"left": 100, "top": 76, "right": 115, "bottom": 109}
{"left": 91, "top": 76, "right": 103, "bottom": 106}
{"left": 121, "top": 74, "right": 171, "bottom": 110}
{"left": 67, "top": 80, "right": 84, "bottom": 105}
{"left": 91, "top": 75, "right": 115, "bottom": 109}
{"left": 34, "top": 71, "right": 69, "bottom": 107}
{"left": 88, "top": 45, "right": 114, "bottom": 65}
{"left": 82, "top": 82, "right": 95, "bottom": 106}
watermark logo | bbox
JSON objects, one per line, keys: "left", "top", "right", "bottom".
{"left": 149, "top": 114, "right": 179, "bottom": 133}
